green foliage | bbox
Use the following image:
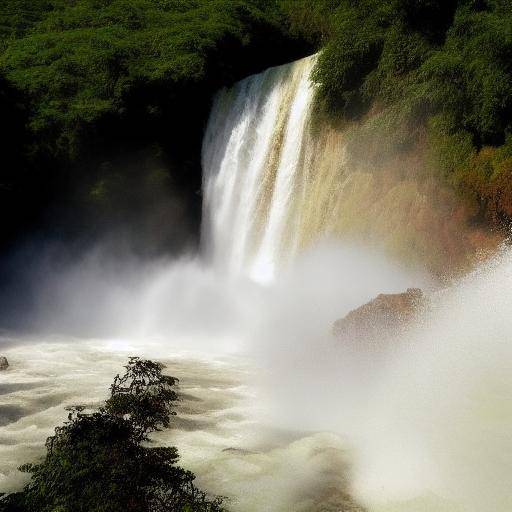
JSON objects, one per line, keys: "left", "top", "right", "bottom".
{"left": 278, "top": 0, "right": 339, "bottom": 46}
{"left": 0, "top": 358, "right": 227, "bottom": 512}
{"left": 106, "top": 358, "right": 179, "bottom": 440}
{"left": 0, "top": 0, "right": 292, "bottom": 157}
{"left": 426, "top": 114, "right": 476, "bottom": 178}
{"left": 309, "top": 0, "right": 512, "bottom": 144}
{"left": 2, "top": 0, "right": 512, "bottom": 240}
{"left": 419, "top": 2, "right": 512, "bottom": 145}
{"left": 0, "top": 0, "right": 312, "bottom": 248}
{"left": 311, "top": 1, "right": 389, "bottom": 116}
{"left": 0, "top": 0, "right": 50, "bottom": 52}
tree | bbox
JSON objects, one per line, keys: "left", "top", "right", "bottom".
{"left": 0, "top": 357, "right": 226, "bottom": 512}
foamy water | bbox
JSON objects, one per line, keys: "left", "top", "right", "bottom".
{"left": 0, "top": 335, "right": 361, "bottom": 512}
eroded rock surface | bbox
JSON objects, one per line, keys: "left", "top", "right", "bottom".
{"left": 333, "top": 288, "right": 426, "bottom": 342}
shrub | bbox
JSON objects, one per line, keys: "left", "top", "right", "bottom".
{"left": 0, "top": 357, "right": 227, "bottom": 512}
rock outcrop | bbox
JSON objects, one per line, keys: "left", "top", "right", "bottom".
{"left": 0, "top": 357, "right": 9, "bottom": 370}
{"left": 333, "top": 288, "right": 426, "bottom": 342}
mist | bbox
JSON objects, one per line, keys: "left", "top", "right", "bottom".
{"left": 250, "top": 244, "right": 512, "bottom": 512}
{"left": 1, "top": 229, "right": 512, "bottom": 512}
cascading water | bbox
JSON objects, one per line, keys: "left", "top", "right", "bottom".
{"left": 202, "top": 56, "right": 318, "bottom": 282}
{"left": 202, "top": 57, "right": 499, "bottom": 280}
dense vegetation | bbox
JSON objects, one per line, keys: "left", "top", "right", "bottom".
{"left": 295, "top": 0, "right": 512, "bottom": 226}
{"left": 0, "top": 0, "right": 311, "bottom": 251}
{"left": 0, "top": 357, "right": 227, "bottom": 512}
{"left": 1, "top": 0, "right": 512, "bottom": 250}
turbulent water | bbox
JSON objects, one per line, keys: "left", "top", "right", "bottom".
{"left": 1, "top": 54, "right": 511, "bottom": 512}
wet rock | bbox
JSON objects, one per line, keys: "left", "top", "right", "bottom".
{"left": 0, "top": 357, "right": 9, "bottom": 370}
{"left": 333, "top": 288, "right": 426, "bottom": 342}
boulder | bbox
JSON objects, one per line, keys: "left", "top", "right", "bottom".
{"left": 333, "top": 288, "right": 426, "bottom": 342}
{"left": 0, "top": 356, "right": 8, "bottom": 370}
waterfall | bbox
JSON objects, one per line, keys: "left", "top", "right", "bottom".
{"left": 201, "top": 56, "right": 318, "bottom": 282}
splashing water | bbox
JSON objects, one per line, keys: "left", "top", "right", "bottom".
{"left": 252, "top": 245, "right": 512, "bottom": 512}
{"left": 203, "top": 52, "right": 512, "bottom": 511}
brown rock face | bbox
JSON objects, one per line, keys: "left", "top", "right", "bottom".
{"left": 333, "top": 288, "right": 426, "bottom": 342}
{"left": 0, "top": 356, "right": 8, "bottom": 370}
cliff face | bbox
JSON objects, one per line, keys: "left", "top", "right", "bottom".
{"left": 293, "top": 118, "right": 501, "bottom": 278}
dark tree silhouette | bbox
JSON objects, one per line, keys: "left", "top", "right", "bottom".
{"left": 0, "top": 357, "right": 227, "bottom": 512}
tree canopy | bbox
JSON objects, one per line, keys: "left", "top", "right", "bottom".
{"left": 0, "top": 0, "right": 299, "bottom": 157}
{"left": 0, "top": 0, "right": 309, "bottom": 251}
